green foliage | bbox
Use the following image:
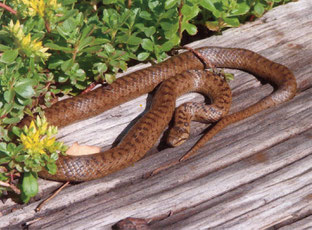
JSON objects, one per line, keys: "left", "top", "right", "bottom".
{"left": 21, "top": 171, "right": 38, "bottom": 203}
{"left": 0, "top": 115, "right": 67, "bottom": 202}
{"left": 0, "top": 0, "right": 295, "bottom": 201}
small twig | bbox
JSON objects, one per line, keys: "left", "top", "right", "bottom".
{"left": 36, "top": 181, "right": 69, "bottom": 212}
{"left": 81, "top": 82, "right": 97, "bottom": 94}
{"left": 178, "top": 0, "right": 184, "bottom": 39}
{"left": 0, "top": 181, "right": 12, "bottom": 188}
{"left": 81, "top": 77, "right": 111, "bottom": 94}
{"left": 45, "top": 21, "right": 51, "bottom": 33}
{"left": 127, "top": 0, "right": 132, "bottom": 8}
{"left": 0, "top": 2, "right": 17, "bottom": 15}
{"left": 0, "top": 114, "right": 7, "bottom": 119}
{"left": 24, "top": 217, "right": 43, "bottom": 226}
{"left": 10, "top": 172, "right": 14, "bottom": 182}
{"left": 0, "top": 181, "right": 21, "bottom": 194}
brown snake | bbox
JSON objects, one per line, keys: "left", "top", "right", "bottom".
{"left": 20, "top": 47, "right": 297, "bottom": 182}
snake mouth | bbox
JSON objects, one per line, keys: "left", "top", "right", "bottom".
{"left": 168, "top": 137, "right": 188, "bottom": 147}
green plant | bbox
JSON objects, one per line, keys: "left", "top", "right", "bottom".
{"left": 0, "top": 0, "right": 296, "bottom": 202}
{"left": 0, "top": 115, "right": 67, "bottom": 202}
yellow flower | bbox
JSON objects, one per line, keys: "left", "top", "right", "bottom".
{"left": 7, "top": 20, "right": 51, "bottom": 59}
{"left": 21, "top": 34, "right": 31, "bottom": 47}
{"left": 44, "top": 137, "right": 55, "bottom": 148}
{"left": 17, "top": 0, "right": 61, "bottom": 18}
{"left": 29, "top": 120, "right": 36, "bottom": 131}
{"left": 20, "top": 117, "right": 60, "bottom": 155}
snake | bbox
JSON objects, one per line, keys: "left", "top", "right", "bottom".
{"left": 19, "top": 47, "right": 297, "bottom": 182}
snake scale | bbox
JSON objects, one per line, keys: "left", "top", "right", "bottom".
{"left": 20, "top": 47, "right": 297, "bottom": 182}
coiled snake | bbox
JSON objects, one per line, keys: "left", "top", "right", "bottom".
{"left": 20, "top": 47, "right": 297, "bottom": 182}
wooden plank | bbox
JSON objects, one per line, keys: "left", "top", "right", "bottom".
{"left": 52, "top": 0, "right": 312, "bottom": 149}
{"left": 24, "top": 89, "right": 312, "bottom": 230}
{"left": 1, "top": 0, "right": 312, "bottom": 229}
{"left": 278, "top": 215, "right": 312, "bottom": 230}
{"left": 153, "top": 139, "right": 312, "bottom": 229}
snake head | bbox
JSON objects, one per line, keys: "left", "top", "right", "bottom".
{"left": 167, "top": 126, "right": 190, "bottom": 147}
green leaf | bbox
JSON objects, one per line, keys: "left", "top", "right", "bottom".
{"left": 46, "top": 162, "right": 57, "bottom": 174}
{"left": 0, "top": 156, "right": 10, "bottom": 164}
{"left": 254, "top": 2, "right": 265, "bottom": 17}
{"left": 16, "top": 95, "right": 32, "bottom": 106}
{"left": 0, "top": 44, "right": 11, "bottom": 51}
{"left": 94, "top": 63, "right": 108, "bottom": 74}
{"left": 224, "top": 72, "right": 235, "bottom": 81}
{"left": 0, "top": 127, "right": 10, "bottom": 142}
{"left": 223, "top": 17, "right": 240, "bottom": 27}
{"left": 58, "top": 75, "right": 69, "bottom": 83}
{"left": 14, "top": 79, "right": 35, "bottom": 98}
{"left": 0, "top": 49, "right": 18, "bottom": 64}
{"left": 80, "top": 25, "right": 94, "bottom": 40}
{"left": 140, "top": 11, "right": 152, "bottom": 20}
{"left": 21, "top": 172, "right": 38, "bottom": 203}
{"left": 137, "top": 52, "right": 150, "bottom": 61}
{"left": 50, "top": 152, "right": 59, "bottom": 161}
{"left": 4, "top": 90, "right": 15, "bottom": 103}
{"left": 61, "top": 59, "right": 74, "bottom": 72}
{"left": 81, "top": 46, "right": 102, "bottom": 53}
{"left": 102, "top": 0, "right": 118, "bottom": 4}
{"left": 142, "top": 39, "right": 154, "bottom": 51}
{"left": 15, "top": 155, "right": 27, "bottom": 162}
{"left": 159, "top": 41, "right": 174, "bottom": 52}
{"left": 3, "top": 117, "right": 21, "bottom": 124}
{"left": 165, "top": 0, "right": 179, "bottom": 9}
{"left": 56, "top": 26, "right": 70, "bottom": 39}
{"left": 45, "top": 43, "right": 73, "bottom": 52}
{"left": 145, "top": 26, "right": 156, "bottom": 37}
{"left": 7, "top": 143, "right": 16, "bottom": 153}
{"left": 74, "top": 69, "right": 85, "bottom": 78}
{"left": 231, "top": 2, "right": 250, "bottom": 16}
{"left": 62, "top": 0, "right": 77, "bottom": 4}
{"left": 148, "top": 1, "right": 160, "bottom": 11}
{"left": 78, "top": 37, "right": 94, "bottom": 52}
{"left": 0, "top": 142, "right": 7, "bottom": 153}
{"left": 48, "top": 57, "right": 65, "bottom": 69}
{"left": 93, "top": 38, "right": 110, "bottom": 45}
{"left": 105, "top": 74, "right": 116, "bottom": 84}
{"left": 181, "top": 4, "right": 200, "bottom": 20}
{"left": 1, "top": 103, "right": 13, "bottom": 117}
{"left": 200, "top": 0, "right": 216, "bottom": 11}
{"left": 12, "top": 126, "right": 22, "bottom": 137}
{"left": 126, "top": 35, "right": 143, "bottom": 46}
{"left": 103, "top": 43, "right": 115, "bottom": 53}
{"left": 62, "top": 17, "right": 77, "bottom": 33}
{"left": 160, "top": 21, "right": 173, "bottom": 31}
{"left": 205, "top": 20, "right": 220, "bottom": 31}
{"left": 184, "top": 22, "right": 198, "bottom": 35}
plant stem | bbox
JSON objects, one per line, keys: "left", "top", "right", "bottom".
{"left": 0, "top": 2, "right": 17, "bottom": 15}
{"left": 178, "top": 0, "right": 184, "bottom": 39}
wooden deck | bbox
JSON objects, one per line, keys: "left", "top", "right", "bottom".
{"left": 1, "top": 0, "right": 312, "bottom": 229}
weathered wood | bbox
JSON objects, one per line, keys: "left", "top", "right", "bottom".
{"left": 152, "top": 130, "right": 312, "bottom": 229}
{"left": 279, "top": 215, "right": 312, "bottom": 230}
{"left": 20, "top": 89, "right": 312, "bottom": 230}
{"left": 1, "top": 0, "right": 312, "bottom": 229}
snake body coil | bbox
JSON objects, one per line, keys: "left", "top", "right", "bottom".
{"left": 20, "top": 47, "right": 297, "bottom": 182}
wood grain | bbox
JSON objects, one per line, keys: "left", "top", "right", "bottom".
{"left": 1, "top": 0, "right": 312, "bottom": 229}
